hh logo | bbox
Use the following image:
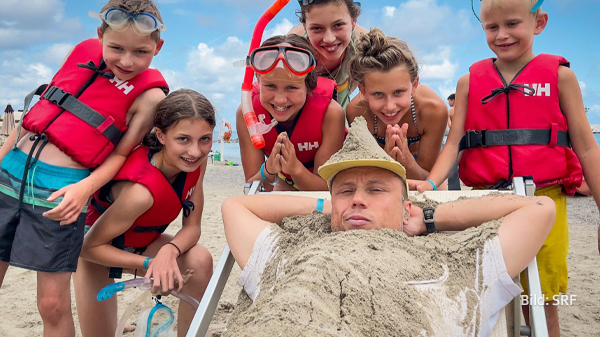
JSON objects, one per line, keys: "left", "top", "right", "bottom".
{"left": 186, "top": 186, "right": 196, "bottom": 200}
{"left": 523, "top": 83, "right": 550, "bottom": 97}
{"left": 109, "top": 77, "right": 134, "bottom": 95}
{"left": 297, "top": 141, "right": 319, "bottom": 152}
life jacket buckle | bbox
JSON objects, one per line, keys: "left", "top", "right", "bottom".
{"left": 43, "top": 86, "right": 71, "bottom": 106}
{"left": 466, "top": 129, "right": 487, "bottom": 148}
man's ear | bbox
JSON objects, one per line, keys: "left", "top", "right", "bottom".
{"left": 402, "top": 199, "right": 412, "bottom": 227}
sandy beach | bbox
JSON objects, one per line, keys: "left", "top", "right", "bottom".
{"left": 0, "top": 164, "right": 598, "bottom": 336}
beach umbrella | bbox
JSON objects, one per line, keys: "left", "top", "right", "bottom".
{"left": 1, "top": 104, "right": 15, "bottom": 136}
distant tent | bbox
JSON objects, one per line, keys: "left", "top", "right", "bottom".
{"left": 1, "top": 104, "right": 15, "bottom": 136}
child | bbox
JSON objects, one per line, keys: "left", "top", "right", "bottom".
{"left": 74, "top": 89, "right": 214, "bottom": 337}
{"left": 0, "top": 0, "right": 168, "bottom": 335}
{"left": 346, "top": 28, "right": 448, "bottom": 180}
{"left": 289, "top": 0, "right": 368, "bottom": 109}
{"left": 417, "top": 0, "right": 600, "bottom": 335}
{"left": 237, "top": 34, "right": 345, "bottom": 191}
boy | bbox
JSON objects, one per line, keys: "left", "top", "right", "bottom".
{"left": 416, "top": 0, "right": 600, "bottom": 336}
{"left": 447, "top": 93, "right": 455, "bottom": 128}
{"left": 0, "top": 0, "right": 168, "bottom": 335}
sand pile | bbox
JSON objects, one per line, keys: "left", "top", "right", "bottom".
{"left": 223, "top": 205, "right": 503, "bottom": 337}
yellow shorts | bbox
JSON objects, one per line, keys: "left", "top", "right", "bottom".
{"left": 521, "top": 184, "right": 569, "bottom": 301}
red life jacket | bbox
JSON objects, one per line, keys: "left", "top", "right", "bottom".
{"left": 86, "top": 146, "right": 201, "bottom": 249}
{"left": 459, "top": 54, "right": 582, "bottom": 194}
{"left": 21, "top": 38, "right": 169, "bottom": 168}
{"left": 252, "top": 77, "right": 336, "bottom": 180}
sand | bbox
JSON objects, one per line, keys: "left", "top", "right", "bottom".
{"left": 0, "top": 164, "right": 598, "bottom": 336}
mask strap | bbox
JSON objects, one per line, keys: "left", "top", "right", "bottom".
{"left": 471, "top": 0, "right": 543, "bottom": 23}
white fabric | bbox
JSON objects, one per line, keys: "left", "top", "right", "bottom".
{"left": 239, "top": 228, "right": 522, "bottom": 337}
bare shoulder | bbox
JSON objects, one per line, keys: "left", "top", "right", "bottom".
{"left": 130, "top": 87, "right": 166, "bottom": 116}
{"left": 558, "top": 65, "right": 578, "bottom": 84}
{"left": 346, "top": 95, "right": 369, "bottom": 121}
{"left": 289, "top": 25, "right": 306, "bottom": 36}
{"left": 413, "top": 84, "right": 447, "bottom": 119}
{"left": 325, "top": 99, "right": 344, "bottom": 119}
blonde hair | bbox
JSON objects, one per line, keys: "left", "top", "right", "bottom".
{"left": 348, "top": 28, "right": 419, "bottom": 86}
{"left": 482, "top": 0, "right": 542, "bottom": 16}
{"left": 100, "top": 0, "right": 163, "bottom": 42}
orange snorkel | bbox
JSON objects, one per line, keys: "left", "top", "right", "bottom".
{"left": 240, "top": 0, "right": 291, "bottom": 149}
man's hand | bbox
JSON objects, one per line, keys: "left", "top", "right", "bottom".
{"left": 44, "top": 179, "right": 93, "bottom": 225}
{"left": 403, "top": 205, "right": 426, "bottom": 237}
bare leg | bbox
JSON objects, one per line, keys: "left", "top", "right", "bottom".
{"left": 144, "top": 235, "right": 213, "bottom": 337}
{"left": 73, "top": 258, "right": 116, "bottom": 337}
{"left": 0, "top": 261, "right": 9, "bottom": 288}
{"left": 522, "top": 301, "right": 560, "bottom": 337}
{"left": 37, "top": 271, "right": 75, "bottom": 337}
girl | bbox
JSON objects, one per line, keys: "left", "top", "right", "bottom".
{"left": 346, "top": 28, "right": 448, "bottom": 181}
{"left": 74, "top": 89, "right": 215, "bottom": 337}
{"left": 237, "top": 34, "right": 345, "bottom": 191}
{"left": 289, "top": 0, "right": 368, "bottom": 109}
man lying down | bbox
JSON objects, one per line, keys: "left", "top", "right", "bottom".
{"left": 221, "top": 118, "right": 555, "bottom": 337}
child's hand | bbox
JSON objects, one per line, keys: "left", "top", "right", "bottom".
{"left": 265, "top": 134, "right": 284, "bottom": 176}
{"left": 44, "top": 179, "right": 92, "bottom": 225}
{"left": 279, "top": 133, "right": 302, "bottom": 177}
{"left": 415, "top": 180, "right": 435, "bottom": 193}
{"left": 392, "top": 123, "right": 417, "bottom": 169}
{"left": 145, "top": 245, "right": 184, "bottom": 295}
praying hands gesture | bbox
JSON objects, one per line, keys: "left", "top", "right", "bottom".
{"left": 384, "top": 124, "right": 420, "bottom": 176}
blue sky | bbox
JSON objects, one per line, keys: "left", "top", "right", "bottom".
{"left": 1, "top": 0, "right": 599, "bottom": 131}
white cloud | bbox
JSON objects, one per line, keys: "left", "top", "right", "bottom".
{"left": 33, "top": 43, "right": 74, "bottom": 66}
{"left": 579, "top": 81, "right": 587, "bottom": 96}
{"left": 419, "top": 46, "right": 458, "bottom": 81}
{"left": 376, "top": 0, "right": 479, "bottom": 52}
{"left": 0, "top": 56, "right": 55, "bottom": 109}
{"left": 588, "top": 105, "right": 600, "bottom": 115}
{"left": 383, "top": 6, "right": 396, "bottom": 17}
{"left": 0, "top": 0, "right": 83, "bottom": 49}
{"left": 264, "top": 19, "right": 294, "bottom": 40}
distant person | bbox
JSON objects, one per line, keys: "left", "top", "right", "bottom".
{"left": 289, "top": 0, "right": 369, "bottom": 109}
{"left": 415, "top": 0, "right": 600, "bottom": 334}
{"left": 237, "top": 34, "right": 345, "bottom": 191}
{"left": 346, "top": 28, "right": 448, "bottom": 181}
{"left": 0, "top": 0, "right": 167, "bottom": 335}
{"left": 222, "top": 118, "right": 555, "bottom": 336}
{"left": 447, "top": 93, "right": 455, "bottom": 128}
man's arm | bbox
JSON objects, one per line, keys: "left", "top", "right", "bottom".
{"left": 222, "top": 195, "right": 331, "bottom": 269}
{"left": 407, "top": 194, "right": 556, "bottom": 278}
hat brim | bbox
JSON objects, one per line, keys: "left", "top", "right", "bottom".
{"left": 318, "top": 159, "right": 408, "bottom": 191}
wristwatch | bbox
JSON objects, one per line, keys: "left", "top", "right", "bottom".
{"left": 423, "top": 207, "right": 436, "bottom": 234}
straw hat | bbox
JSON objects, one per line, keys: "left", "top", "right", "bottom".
{"left": 318, "top": 116, "right": 408, "bottom": 191}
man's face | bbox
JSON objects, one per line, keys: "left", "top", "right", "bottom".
{"left": 330, "top": 167, "right": 407, "bottom": 232}
{"left": 447, "top": 98, "right": 455, "bottom": 107}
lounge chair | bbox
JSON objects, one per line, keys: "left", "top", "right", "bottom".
{"left": 185, "top": 177, "right": 548, "bottom": 337}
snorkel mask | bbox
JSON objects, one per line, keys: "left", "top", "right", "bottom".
{"left": 97, "top": 278, "right": 199, "bottom": 337}
{"left": 89, "top": 7, "right": 166, "bottom": 36}
{"left": 249, "top": 44, "right": 316, "bottom": 82}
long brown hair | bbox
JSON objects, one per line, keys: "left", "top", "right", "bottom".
{"left": 143, "top": 89, "right": 216, "bottom": 151}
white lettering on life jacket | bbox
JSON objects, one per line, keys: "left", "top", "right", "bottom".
{"left": 297, "top": 141, "right": 319, "bottom": 152}
{"left": 524, "top": 83, "right": 551, "bottom": 97}
{"left": 109, "top": 77, "right": 134, "bottom": 95}
{"left": 186, "top": 186, "right": 196, "bottom": 200}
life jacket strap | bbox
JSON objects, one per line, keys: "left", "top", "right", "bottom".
{"left": 459, "top": 128, "right": 571, "bottom": 151}
{"left": 42, "top": 85, "right": 123, "bottom": 146}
